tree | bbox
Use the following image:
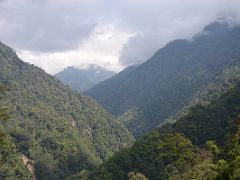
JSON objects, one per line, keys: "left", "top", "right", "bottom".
{"left": 226, "top": 117, "right": 240, "bottom": 179}
{"left": 128, "top": 172, "right": 149, "bottom": 180}
{"left": 0, "top": 86, "right": 8, "bottom": 122}
{"left": 215, "top": 115, "right": 240, "bottom": 179}
{"left": 205, "top": 140, "right": 221, "bottom": 156}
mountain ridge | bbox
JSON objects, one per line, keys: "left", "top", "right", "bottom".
{"left": 55, "top": 65, "right": 115, "bottom": 92}
{"left": 86, "top": 22, "right": 240, "bottom": 137}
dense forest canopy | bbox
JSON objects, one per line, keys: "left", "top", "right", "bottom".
{"left": 83, "top": 80, "right": 240, "bottom": 180}
{"left": 0, "top": 85, "right": 32, "bottom": 179}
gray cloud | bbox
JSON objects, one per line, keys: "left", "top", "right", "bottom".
{"left": 116, "top": 0, "right": 240, "bottom": 66}
{"left": 0, "top": 0, "right": 99, "bottom": 52}
{"left": 0, "top": 0, "right": 240, "bottom": 67}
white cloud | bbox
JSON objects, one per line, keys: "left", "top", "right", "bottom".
{"left": 18, "top": 24, "right": 135, "bottom": 74}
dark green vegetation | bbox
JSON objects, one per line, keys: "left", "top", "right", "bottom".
{"left": 86, "top": 22, "right": 240, "bottom": 137}
{"left": 55, "top": 65, "right": 115, "bottom": 92}
{"left": 0, "top": 86, "right": 32, "bottom": 179}
{"left": 0, "top": 42, "right": 134, "bottom": 179}
{"left": 85, "top": 79, "right": 240, "bottom": 180}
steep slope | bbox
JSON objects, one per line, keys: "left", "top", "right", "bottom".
{"left": 164, "top": 61, "right": 240, "bottom": 124}
{"left": 0, "top": 42, "right": 134, "bottom": 179}
{"left": 55, "top": 65, "right": 115, "bottom": 92}
{"left": 86, "top": 78, "right": 240, "bottom": 180}
{"left": 86, "top": 22, "right": 240, "bottom": 137}
{"left": 0, "top": 86, "right": 32, "bottom": 179}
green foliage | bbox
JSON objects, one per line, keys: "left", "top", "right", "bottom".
{"left": 215, "top": 116, "right": 240, "bottom": 179}
{"left": 0, "top": 42, "right": 134, "bottom": 179}
{"left": 205, "top": 141, "right": 221, "bottom": 156}
{"left": 65, "top": 170, "right": 91, "bottom": 180}
{"left": 0, "top": 134, "right": 32, "bottom": 180}
{"left": 166, "top": 62, "right": 240, "bottom": 125}
{"left": 0, "top": 86, "right": 8, "bottom": 122}
{"left": 171, "top": 160, "right": 219, "bottom": 180}
{"left": 88, "top": 79, "right": 240, "bottom": 179}
{"left": 0, "top": 86, "right": 32, "bottom": 179}
{"left": 174, "top": 81, "right": 240, "bottom": 145}
{"left": 228, "top": 128, "right": 240, "bottom": 179}
{"left": 89, "top": 131, "right": 197, "bottom": 180}
{"left": 128, "top": 172, "right": 149, "bottom": 180}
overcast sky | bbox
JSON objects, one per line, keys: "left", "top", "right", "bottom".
{"left": 0, "top": 0, "right": 240, "bottom": 74}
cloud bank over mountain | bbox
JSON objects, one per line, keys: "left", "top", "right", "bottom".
{"left": 0, "top": 0, "right": 240, "bottom": 74}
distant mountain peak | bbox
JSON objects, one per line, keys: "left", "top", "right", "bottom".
{"left": 55, "top": 64, "right": 115, "bottom": 92}
{"left": 61, "top": 64, "right": 111, "bottom": 72}
{"left": 204, "top": 21, "right": 230, "bottom": 31}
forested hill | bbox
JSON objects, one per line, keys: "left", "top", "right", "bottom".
{"left": 86, "top": 22, "right": 240, "bottom": 137}
{"left": 85, "top": 78, "right": 240, "bottom": 180}
{"left": 55, "top": 65, "right": 115, "bottom": 92}
{"left": 0, "top": 42, "right": 134, "bottom": 179}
